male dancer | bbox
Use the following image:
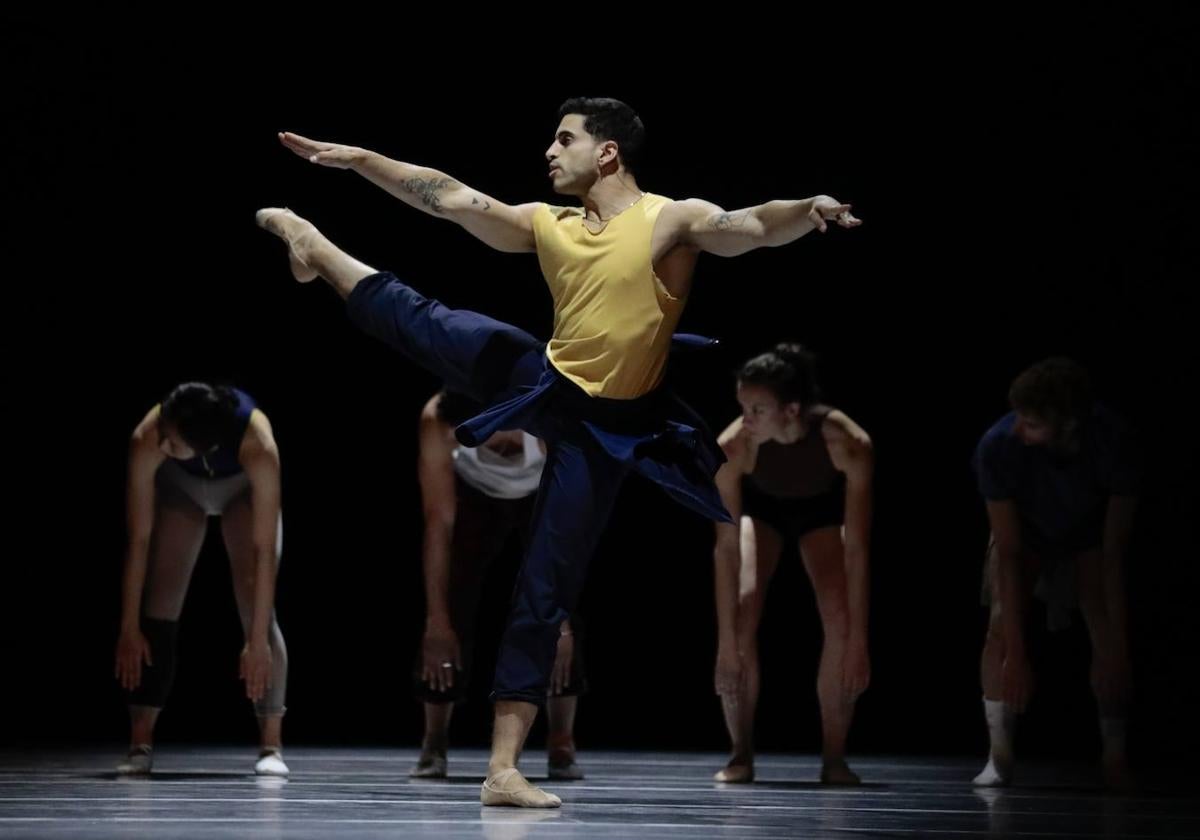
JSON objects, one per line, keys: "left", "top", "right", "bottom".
{"left": 260, "top": 97, "right": 860, "bottom": 806}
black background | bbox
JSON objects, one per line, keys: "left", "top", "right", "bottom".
{"left": 5, "top": 9, "right": 1197, "bottom": 766}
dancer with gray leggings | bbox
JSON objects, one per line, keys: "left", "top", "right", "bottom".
{"left": 114, "top": 382, "right": 288, "bottom": 776}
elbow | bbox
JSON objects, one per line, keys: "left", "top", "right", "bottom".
{"left": 435, "top": 184, "right": 472, "bottom": 220}
{"left": 739, "top": 218, "right": 777, "bottom": 251}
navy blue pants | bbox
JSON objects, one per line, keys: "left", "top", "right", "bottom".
{"left": 348, "top": 272, "right": 638, "bottom": 704}
{"left": 348, "top": 272, "right": 729, "bottom": 702}
{"left": 412, "top": 477, "right": 589, "bottom": 704}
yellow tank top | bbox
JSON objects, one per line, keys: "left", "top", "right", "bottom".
{"left": 531, "top": 193, "right": 686, "bottom": 399}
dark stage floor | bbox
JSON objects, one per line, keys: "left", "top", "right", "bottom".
{"left": 0, "top": 747, "right": 1193, "bottom": 839}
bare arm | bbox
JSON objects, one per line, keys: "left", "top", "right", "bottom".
{"left": 239, "top": 412, "right": 282, "bottom": 647}
{"left": 986, "top": 497, "right": 1036, "bottom": 711}
{"left": 279, "top": 132, "right": 539, "bottom": 253}
{"left": 713, "top": 422, "right": 748, "bottom": 646}
{"left": 662, "top": 196, "right": 861, "bottom": 258}
{"left": 551, "top": 616, "right": 575, "bottom": 696}
{"left": 825, "top": 412, "right": 873, "bottom": 646}
{"left": 121, "top": 409, "right": 166, "bottom": 633}
{"left": 417, "top": 395, "right": 459, "bottom": 627}
{"left": 237, "top": 411, "right": 283, "bottom": 702}
{"left": 416, "top": 394, "right": 462, "bottom": 692}
{"left": 713, "top": 420, "right": 750, "bottom": 695}
{"left": 987, "top": 500, "right": 1025, "bottom": 654}
{"left": 115, "top": 408, "right": 166, "bottom": 690}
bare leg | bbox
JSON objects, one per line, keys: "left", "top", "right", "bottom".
{"left": 258, "top": 715, "right": 283, "bottom": 752}
{"left": 800, "top": 526, "right": 859, "bottom": 785}
{"left": 256, "top": 208, "right": 378, "bottom": 299}
{"left": 546, "top": 696, "right": 583, "bottom": 779}
{"left": 715, "top": 518, "right": 782, "bottom": 783}
{"left": 481, "top": 701, "right": 560, "bottom": 807}
{"left": 488, "top": 701, "right": 537, "bottom": 776}
{"left": 411, "top": 703, "right": 453, "bottom": 778}
{"left": 128, "top": 706, "right": 160, "bottom": 749}
{"left": 974, "top": 539, "right": 1038, "bottom": 787}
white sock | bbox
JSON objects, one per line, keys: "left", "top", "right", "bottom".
{"left": 973, "top": 698, "right": 1015, "bottom": 786}
{"left": 984, "top": 698, "right": 1015, "bottom": 756}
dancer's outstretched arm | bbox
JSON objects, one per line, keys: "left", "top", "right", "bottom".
{"left": 280, "top": 132, "right": 538, "bottom": 253}
{"left": 658, "top": 195, "right": 861, "bottom": 258}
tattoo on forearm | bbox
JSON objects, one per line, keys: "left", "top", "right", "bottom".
{"left": 709, "top": 210, "right": 749, "bottom": 232}
{"left": 401, "top": 177, "right": 457, "bottom": 213}
{"left": 471, "top": 196, "right": 492, "bottom": 211}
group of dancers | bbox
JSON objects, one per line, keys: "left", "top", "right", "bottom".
{"left": 115, "top": 98, "right": 1137, "bottom": 806}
